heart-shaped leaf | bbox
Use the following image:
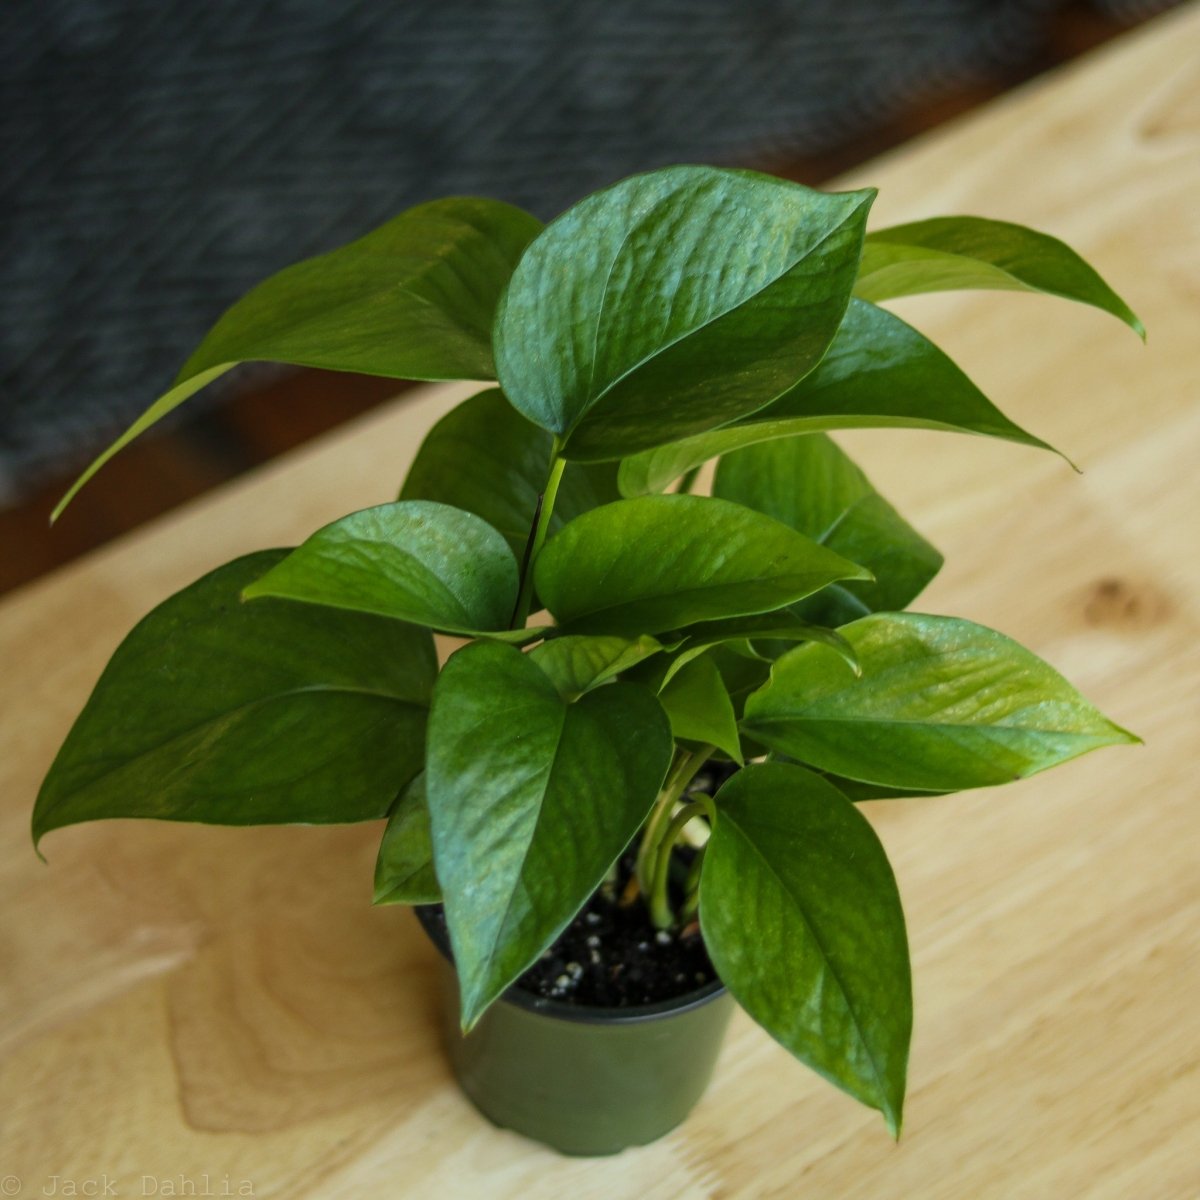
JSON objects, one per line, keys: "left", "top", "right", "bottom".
{"left": 495, "top": 166, "right": 875, "bottom": 460}
{"left": 427, "top": 641, "right": 673, "bottom": 1026}
{"left": 701, "top": 762, "right": 911, "bottom": 1134}
{"left": 659, "top": 653, "right": 742, "bottom": 763}
{"left": 33, "top": 552, "right": 435, "bottom": 848}
{"left": 618, "top": 298, "right": 1055, "bottom": 495}
{"left": 243, "top": 500, "right": 519, "bottom": 636}
{"left": 855, "top": 215, "right": 1144, "bottom": 337}
{"left": 373, "top": 772, "right": 439, "bottom": 905}
{"left": 534, "top": 495, "right": 871, "bottom": 635}
{"left": 400, "top": 388, "right": 620, "bottom": 560}
{"left": 530, "top": 634, "right": 663, "bottom": 700}
{"left": 55, "top": 197, "right": 543, "bottom": 519}
{"left": 714, "top": 434, "right": 942, "bottom": 624}
{"left": 741, "top": 612, "right": 1139, "bottom": 791}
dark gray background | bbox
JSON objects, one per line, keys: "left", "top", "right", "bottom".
{"left": 1, "top": 0, "right": 1176, "bottom": 501}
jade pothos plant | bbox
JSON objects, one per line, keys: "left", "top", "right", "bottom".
{"left": 35, "top": 166, "right": 1141, "bottom": 1136}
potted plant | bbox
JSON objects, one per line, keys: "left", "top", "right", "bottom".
{"left": 34, "top": 165, "right": 1141, "bottom": 1156}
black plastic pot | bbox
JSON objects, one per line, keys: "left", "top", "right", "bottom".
{"left": 416, "top": 905, "right": 735, "bottom": 1156}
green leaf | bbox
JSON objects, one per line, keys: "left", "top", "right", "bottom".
{"left": 672, "top": 609, "right": 860, "bottom": 678}
{"left": 373, "top": 773, "right": 440, "bottom": 905}
{"left": 55, "top": 198, "right": 543, "bottom": 519}
{"left": 741, "top": 612, "right": 1139, "bottom": 791}
{"left": 708, "top": 644, "right": 774, "bottom": 724}
{"left": 534, "top": 495, "right": 871, "bottom": 636}
{"left": 530, "top": 634, "right": 663, "bottom": 700}
{"left": 495, "top": 166, "right": 875, "bottom": 460}
{"left": 427, "top": 641, "right": 673, "bottom": 1027}
{"left": 713, "top": 434, "right": 942, "bottom": 624}
{"left": 617, "top": 298, "right": 1056, "bottom": 496}
{"left": 855, "top": 215, "right": 1144, "bottom": 338}
{"left": 659, "top": 654, "right": 743, "bottom": 763}
{"left": 399, "top": 388, "right": 620, "bottom": 561}
{"left": 242, "top": 500, "right": 518, "bottom": 636}
{"left": 33, "top": 552, "right": 435, "bottom": 848}
{"left": 816, "top": 773, "right": 952, "bottom": 803}
{"left": 701, "top": 762, "right": 911, "bottom": 1134}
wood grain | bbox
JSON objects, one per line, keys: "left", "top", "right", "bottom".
{"left": 2, "top": 8, "right": 1198, "bottom": 1196}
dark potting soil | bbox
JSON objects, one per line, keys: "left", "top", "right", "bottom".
{"left": 423, "top": 759, "right": 739, "bottom": 1009}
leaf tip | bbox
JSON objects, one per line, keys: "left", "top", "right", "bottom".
{"left": 1036, "top": 436, "right": 1082, "bottom": 474}
{"left": 885, "top": 1106, "right": 903, "bottom": 1141}
{"left": 457, "top": 973, "right": 499, "bottom": 1034}
{"left": 30, "top": 819, "right": 49, "bottom": 864}
{"left": 459, "top": 1002, "right": 486, "bottom": 1035}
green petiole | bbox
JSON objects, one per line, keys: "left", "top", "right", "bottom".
{"left": 511, "top": 449, "right": 566, "bottom": 629}
{"left": 648, "top": 792, "right": 717, "bottom": 930}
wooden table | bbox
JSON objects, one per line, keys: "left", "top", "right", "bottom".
{"left": 3, "top": 8, "right": 1198, "bottom": 1196}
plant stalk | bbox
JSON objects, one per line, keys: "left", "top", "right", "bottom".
{"left": 679, "top": 844, "right": 707, "bottom": 925}
{"left": 648, "top": 794, "right": 717, "bottom": 930}
{"left": 634, "top": 746, "right": 711, "bottom": 895}
{"left": 511, "top": 451, "right": 566, "bottom": 629}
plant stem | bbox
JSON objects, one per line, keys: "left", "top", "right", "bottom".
{"left": 648, "top": 794, "right": 717, "bottom": 930}
{"left": 511, "top": 451, "right": 566, "bottom": 629}
{"left": 679, "top": 845, "right": 707, "bottom": 925}
{"left": 634, "top": 746, "right": 711, "bottom": 895}
{"left": 676, "top": 465, "right": 702, "bottom": 495}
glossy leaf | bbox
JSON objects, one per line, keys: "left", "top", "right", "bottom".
{"left": 33, "top": 552, "right": 435, "bottom": 848}
{"left": 495, "top": 166, "right": 874, "bottom": 460}
{"left": 659, "top": 653, "right": 743, "bottom": 763}
{"left": 701, "top": 762, "right": 911, "bottom": 1134}
{"left": 856, "top": 215, "right": 1144, "bottom": 337}
{"left": 373, "top": 773, "right": 440, "bottom": 905}
{"left": 530, "top": 634, "right": 663, "bottom": 700}
{"left": 534, "top": 495, "right": 871, "bottom": 636}
{"left": 55, "top": 198, "right": 543, "bottom": 518}
{"left": 742, "top": 612, "right": 1139, "bottom": 791}
{"left": 618, "top": 298, "right": 1055, "bottom": 495}
{"left": 714, "top": 434, "right": 942, "bottom": 624}
{"left": 400, "top": 388, "right": 620, "bottom": 560}
{"left": 243, "top": 500, "right": 518, "bottom": 636}
{"left": 426, "top": 641, "right": 673, "bottom": 1026}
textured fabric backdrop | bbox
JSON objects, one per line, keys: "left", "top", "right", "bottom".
{"left": 0, "top": 0, "right": 1178, "bottom": 499}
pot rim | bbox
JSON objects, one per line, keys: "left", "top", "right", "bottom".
{"left": 414, "top": 903, "right": 728, "bottom": 1026}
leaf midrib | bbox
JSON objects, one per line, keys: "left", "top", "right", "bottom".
{"left": 183, "top": 205, "right": 521, "bottom": 381}
{"left": 43, "top": 684, "right": 425, "bottom": 810}
{"left": 333, "top": 532, "right": 489, "bottom": 628}
{"left": 572, "top": 193, "right": 872, "bottom": 435}
{"left": 858, "top": 242, "right": 1028, "bottom": 296}
{"left": 470, "top": 698, "right": 570, "bottom": 1016}
{"left": 723, "top": 811, "right": 894, "bottom": 1117}
{"left": 560, "top": 573, "right": 839, "bottom": 629}
{"left": 745, "top": 711, "right": 1111, "bottom": 737}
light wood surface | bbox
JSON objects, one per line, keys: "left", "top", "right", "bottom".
{"left": 3, "top": 8, "right": 1198, "bottom": 1197}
